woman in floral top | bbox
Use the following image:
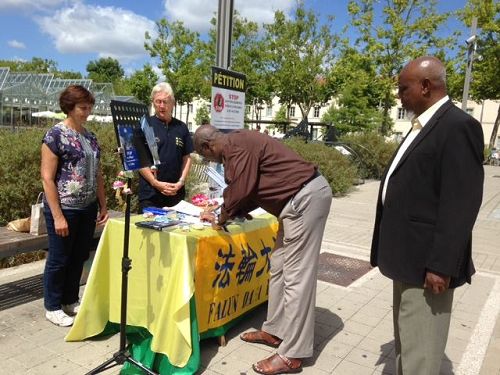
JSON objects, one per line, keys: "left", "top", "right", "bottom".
{"left": 41, "top": 85, "right": 108, "bottom": 327}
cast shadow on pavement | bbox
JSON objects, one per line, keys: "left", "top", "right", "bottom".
{"left": 375, "top": 340, "right": 455, "bottom": 374}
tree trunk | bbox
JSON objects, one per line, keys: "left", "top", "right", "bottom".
{"left": 298, "top": 104, "right": 310, "bottom": 121}
{"left": 488, "top": 104, "right": 500, "bottom": 150}
{"left": 380, "top": 92, "right": 392, "bottom": 136}
{"left": 185, "top": 104, "right": 190, "bottom": 127}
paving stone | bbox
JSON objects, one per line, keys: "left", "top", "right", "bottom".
{"left": 331, "top": 359, "right": 375, "bottom": 375}
{"left": 27, "top": 356, "right": 81, "bottom": 375}
{"left": 1, "top": 171, "right": 499, "bottom": 375}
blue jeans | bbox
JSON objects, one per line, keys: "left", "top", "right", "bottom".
{"left": 43, "top": 202, "right": 97, "bottom": 311}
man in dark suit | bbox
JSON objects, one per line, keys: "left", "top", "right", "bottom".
{"left": 371, "top": 56, "right": 484, "bottom": 374}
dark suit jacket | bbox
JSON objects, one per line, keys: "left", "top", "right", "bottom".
{"left": 370, "top": 100, "right": 484, "bottom": 288}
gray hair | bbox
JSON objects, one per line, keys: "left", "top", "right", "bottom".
{"left": 149, "top": 82, "right": 175, "bottom": 115}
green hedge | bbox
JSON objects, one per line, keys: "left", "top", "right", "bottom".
{"left": 284, "top": 138, "right": 358, "bottom": 195}
{"left": 0, "top": 126, "right": 398, "bottom": 225}
{"left": 0, "top": 124, "right": 125, "bottom": 225}
{"left": 0, "top": 128, "right": 46, "bottom": 225}
{"left": 339, "top": 132, "right": 398, "bottom": 179}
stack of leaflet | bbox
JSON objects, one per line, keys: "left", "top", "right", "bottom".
{"left": 205, "top": 166, "right": 227, "bottom": 189}
{"left": 142, "top": 207, "right": 171, "bottom": 216}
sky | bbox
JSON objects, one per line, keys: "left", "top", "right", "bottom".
{"left": 0, "top": 0, "right": 470, "bottom": 77}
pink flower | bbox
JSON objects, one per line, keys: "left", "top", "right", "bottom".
{"left": 113, "top": 180, "right": 126, "bottom": 189}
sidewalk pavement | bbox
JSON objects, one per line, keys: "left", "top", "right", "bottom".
{"left": 0, "top": 166, "right": 499, "bottom": 375}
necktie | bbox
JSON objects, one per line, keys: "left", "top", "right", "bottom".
{"left": 411, "top": 118, "right": 422, "bottom": 131}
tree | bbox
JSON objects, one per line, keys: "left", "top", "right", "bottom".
{"left": 194, "top": 104, "right": 210, "bottom": 125}
{"left": 323, "top": 46, "right": 385, "bottom": 135}
{"left": 54, "top": 71, "right": 83, "bottom": 79}
{"left": 273, "top": 105, "right": 288, "bottom": 123}
{"left": 459, "top": 0, "right": 500, "bottom": 149}
{"left": 264, "top": 4, "right": 336, "bottom": 121}
{"left": 86, "top": 57, "right": 124, "bottom": 84}
{"left": 347, "top": 0, "right": 454, "bottom": 134}
{"left": 126, "top": 64, "right": 159, "bottom": 105}
{"left": 145, "top": 19, "right": 206, "bottom": 124}
{"left": 229, "top": 14, "right": 273, "bottom": 116}
{"left": 0, "top": 57, "right": 58, "bottom": 73}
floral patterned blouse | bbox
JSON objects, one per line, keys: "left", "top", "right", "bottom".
{"left": 43, "top": 122, "right": 101, "bottom": 209}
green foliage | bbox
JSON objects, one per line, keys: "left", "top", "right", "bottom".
{"left": 229, "top": 13, "right": 273, "bottom": 108}
{"left": 347, "top": 0, "right": 454, "bottom": 134}
{"left": 324, "top": 47, "right": 386, "bottom": 134}
{"left": 264, "top": 5, "right": 336, "bottom": 120}
{"left": 84, "top": 123, "right": 132, "bottom": 212}
{"left": 462, "top": 0, "right": 500, "bottom": 100}
{"left": 194, "top": 105, "right": 210, "bottom": 125}
{"left": 54, "top": 71, "right": 83, "bottom": 79}
{"left": 340, "top": 132, "right": 398, "bottom": 179}
{"left": 86, "top": 57, "right": 124, "bottom": 84}
{"left": 145, "top": 19, "right": 206, "bottom": 124}
{"left": 126, "top": 64, "right": 159, "bottom": 105}
{"left": 0, "top": 57, "right": 58, "bottom": 73}
{"left": 457, "top": 0, "right": 500, "bottom": 149}
{"left": 0, "top": 128, "right": 46, "bottom": 225}
{"left": 284, "top": 138, "right": 358, "bottom": 195}
{"left": 273, "top": 105, "right": 288, "bottom": 123}
{"left": 0, "top": 124, "right": 131, "bottom": 225}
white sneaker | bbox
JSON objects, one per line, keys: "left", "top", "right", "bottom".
{"left": 62, "top": 302, "right": 80, "bottom": 316}
{"left": 46, "top": 309, "right": 74, "bottom": 327}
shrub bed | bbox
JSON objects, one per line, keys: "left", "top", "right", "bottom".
{"left": 339, "top": 132, "right": 398, "bottom": 180}
{"left": 284, "top": 138, "right": 358, "bottom": 195}
{"left": 1, "top": 127, "right": 395, "bottom": 226}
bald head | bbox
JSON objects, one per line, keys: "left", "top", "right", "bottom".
{"left": 398, "top": 56, "right": 448, "bottom": 116}
{"left": 404, "top": 56, "right": 447, "bottom": 90}
{"left": 193, "top": 125, "right": 225, "bottom": 162}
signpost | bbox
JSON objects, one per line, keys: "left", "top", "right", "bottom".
{"left": 210, "top": 66, "right": 246, "bottom": 130}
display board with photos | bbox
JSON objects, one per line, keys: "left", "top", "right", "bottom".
{"left": 110, "top": 100, "right": 158, "bottom": 171}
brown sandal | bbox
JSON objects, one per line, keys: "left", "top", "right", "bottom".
{"left": 240, "top": 330, "right": 282, "bottom": 348}
{"left": 252, "top": 353, "right": 302, "bottom": 375}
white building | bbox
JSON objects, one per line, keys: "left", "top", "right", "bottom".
{"left": 181, "top": 96, "right": 499, "bottom": 148}
{"left": 391, "top": 99, "right": 499, "bottom": 147}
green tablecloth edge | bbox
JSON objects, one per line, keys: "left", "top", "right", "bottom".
{"left": 94, "top": 300, "right": 265, "bottom": 374}
{"left": 96, "top": 298, "right": 200, "bottom": 375}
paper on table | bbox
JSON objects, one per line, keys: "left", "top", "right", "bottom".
{"left": 166, "top": 200, "right": 203, "bottom": 217}
{"left": 180, "top": 215, "right": 210, "bottom": 225}
{"left": 249, "top": 207, "right": 268, "bottom": 216}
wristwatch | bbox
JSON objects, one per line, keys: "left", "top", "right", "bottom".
{"left": 178, "top": 177, "right": 185, "bottom": 185}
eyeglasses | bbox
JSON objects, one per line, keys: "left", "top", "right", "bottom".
{"left": 153, "top": 99, "right": 173, "bottom": 106}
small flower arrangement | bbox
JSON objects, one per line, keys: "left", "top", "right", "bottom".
{"left": 113, "top": 170, "right": 134, "bottom": 209}
{"left": 191, "top": 193, "right": 218, "bottom": 209}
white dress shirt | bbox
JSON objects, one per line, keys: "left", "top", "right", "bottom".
{"left": 382, "top": 96, "right": 449, "bottom": 204}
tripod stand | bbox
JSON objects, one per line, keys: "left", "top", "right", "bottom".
{"left": 86, "top": 181, "right": 158, "bottom": 375}
{"left": 87, "top": 100, "right": 158, "bottom": 374}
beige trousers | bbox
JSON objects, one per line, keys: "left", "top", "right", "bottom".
{"left": 393, "top": 281, "right": 454, "bottom": 375}
{"left": 262, "top": 175, "right": 332, "bottom": 358}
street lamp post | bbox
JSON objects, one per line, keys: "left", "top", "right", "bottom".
{"left": 461, "top": 17, "right": 478, "bottom": 111}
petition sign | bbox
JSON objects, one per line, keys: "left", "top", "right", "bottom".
{"left": 211, "top": 67, "right": 246, "bottom": 130}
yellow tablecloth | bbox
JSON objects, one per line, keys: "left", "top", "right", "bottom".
{"left": 66, "top": 214, "right": 278, "bottom": 368}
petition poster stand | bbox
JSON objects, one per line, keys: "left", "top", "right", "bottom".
{"left": 110, "top": 100, "right": 154, "bottom": 171}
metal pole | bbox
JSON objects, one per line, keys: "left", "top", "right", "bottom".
{"left": 462, "top": 17, "right": 478, "bottom": 111}
{"left": 216, "top": 0, "right": 234, "bottom": 69}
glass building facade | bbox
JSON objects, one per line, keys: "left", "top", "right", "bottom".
{"left": 0, "top": 67, "right": 115, "bottom": 127}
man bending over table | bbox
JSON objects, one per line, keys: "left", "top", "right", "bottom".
{"left": 193, "top": 125, "right": 332, "bottom": 375}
